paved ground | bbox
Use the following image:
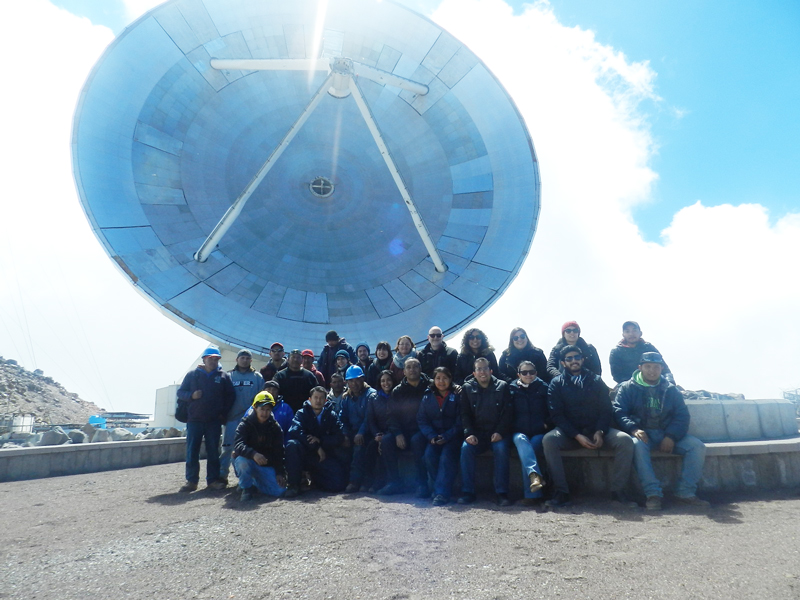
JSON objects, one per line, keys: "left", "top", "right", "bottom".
{"left": 1, "top": 463, "right": 799, "bottom": 600}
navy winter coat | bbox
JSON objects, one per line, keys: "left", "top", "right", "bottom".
{"left": 417, "top": 389, "right": 461, "bottom": 443}
{"left": 509, "top": 378, "right": 550, "bottom": 437}
{"left": 177, "top": 367, "right": 235, "bottom": 423}
{"left": 368, "top": 390, "right": 392, "bottom": 437}
{"left": 609, "top": 340, "right": 674, "bottom": 385}
{"left": 418, "top": 342, "right": 458, "bottom": 378}
{"left": 340, "top": 385, "right": 376, "bottom": 438}
{"left": 288, "top": 401, "right": 345, "bottom": 452}
{"left": 388, "top": 375, "right": 431, "bottom": 436}
{"left": 317, "top": 340, "right": 357, "bottom": 385}
{"left": 613, "top": 375, "right": 689, "bottom": 441}
{"left": 454, "top": 350, "right": 500, "bottom": 385}
{"left": 273, "top": 367, "right": 319, "bottom": 413}
{"left": 547, "top": 368, "right": 612, "bottom": 439}
{"left": 499, "top": 345, "right": 551, "bottom": 383}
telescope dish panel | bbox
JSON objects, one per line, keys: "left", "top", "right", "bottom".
{"left": 72, "top": 0, "right": 540, "bottom": 353}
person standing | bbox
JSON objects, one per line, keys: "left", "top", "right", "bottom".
{"left": 609, "top": 321, "right": 675, "bottom": 386}
{"left": 546, "top": 321, "right": 602, "bottom": 380}
{"left": 454, "top": 328, "right": 499, "bottom": 385}
{"left": 418, "top": 326, "right": 458, "bottom": 378}
{"left": 176, "top": 346, "right": 235, "bottom": 492}
{"left": 317, "top": 330, "right": 356, "bottom": 387}
{"left": 499, "top": 327, "right": 550, "bottom": 383}
{"left": 221, "top": 349, "right": 264, "bottom": 483}
{"left": 273, "top": 349, "right": 319, "bottom": 412}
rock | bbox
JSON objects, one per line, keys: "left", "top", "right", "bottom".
{"left": 109, "top": 428, "right": 134, "bottom": 441}
{"left": 81, "top": 423, "right": 97, "bottom": 437}
{"left": 135, "top": 432, "right": 146, "bottom": 440}
{"left": 38, "top": 427, "right": 69, "bottom": 446}
{"left": 151, "top": 428, "right": 166, "bottom": 439}
{"left": 68, "top": 430, "right": 88, "bottom": 444}
{"left": 91, "top": 429, "right": 111, "bottom": 443}
{"left": 163, "top": 427, "right": 181, "bottom": 439}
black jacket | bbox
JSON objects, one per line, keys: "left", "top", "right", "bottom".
{"left": 288, "top": 401, "right": 345, "bottom": 452}
{"left": 454, "top": 350, "right": 500, "bottom": 385}
{"left": 317, "top": 340, "right": 357, "bottom": 385}
{"left": 177, "top": 367, "right": 235, "bottom": 423}
{"left": 417, "top": 389, "right": 461, "bottom": 443}
{"left": 509, "top": 378, "right": 550, "bottom": 438}
{"left": 418, "top": 342, "right": 458, "bottom": 378}
{"left": 233, "top": 412, "right": 287, "bottom": 478}
{"left": 368, "top": 389, "right": 392, "bottom": 436}
{"left": 547, "top": 368, "right": 612, "bottom": 439}
{"left": 366, "top": 357, "right": 393, "bottom": 388}
{"left": 609, "top": 340, "right": 674, "bottom": 385}
{"left": 546, "top": 337, "right": 602, "bottom": 380}
{"left": 499, "top": 345, "right": 551, "bottom": 383}
{"left": 388, "top": 375, "right": 431, "bottom": 436}
{"left": 460, "top": 376, "right": 512, "bottom": 439}
{"left": 613, "top": 374, "right": 689, "bottom": 441}
{"left": 273, "top": 367, "right": 319, "bottom": 413}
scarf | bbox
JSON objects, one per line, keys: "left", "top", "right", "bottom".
{"left": 392, "top": 348, "right": 417, "bottom": 370}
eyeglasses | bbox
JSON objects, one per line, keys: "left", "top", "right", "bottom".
{"left": 512, "top": 334, "right": 526, "bottom": 342}
{"left": 475, "top": 367, "right": 490, "bottom": 372}
{"left": 429, "top": 333, "right": 442, "bottom": 338}
{"left": 564, "top": 355, "right": 583, "bottom": 362}
{"left": 468, "top": 335, "right": 482, "bottom": 341}
{"left": 563, "top": 328, "right": 579, "bottom": 334}
{"left": 518, "top": 369, "right": 536, "bottom": 376}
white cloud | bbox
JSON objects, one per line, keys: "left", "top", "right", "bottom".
{"left": 122, "top": 0, "right": 167, "bottom": 22}
{"left": 432, "top": 0, "right": 800, "bottom": 399}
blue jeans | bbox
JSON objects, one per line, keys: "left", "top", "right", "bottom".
{"left": 219, "top": 418, "right": 241, "bottom": 479}
{"left": 423, "top": 438, "right": 460, "bottom": 499}
{"left": 185, "top": 420, "right": 222, "bottom": 485}
{"left": 285, "top": 440, "right": 347, "bottom": 492}
{"left": 380, "top": 431, "right": 427, "bottom": 487}
{"left": 460, "top": 437, "right": 509, "bottom": 494}
{"left": 633, "top": 431, "right": 706, "bottom": 498}
{"left": 512, "top": 432, "right": 545, "bottom": 499}
{"left": 233, "top": 456, "right": 285, "bottom": 497}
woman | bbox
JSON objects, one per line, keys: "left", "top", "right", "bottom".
{"left": 498, "top": 327, "right": 550, "bottom": 383}
{"left": 417, "top": 367, "right": 461, "bottom": 505}
{"left": 546, "top": 321, "right": 602, "bottom": 380}
{"left": 509, "top": 361, "right": 550, "bottom": 506}
{"left": 390, "top": 335, "right": 417, "bottom": 385}
{"left": 366, "top": 341, "right": 393, "bottom": 388}
{"left": 454, "top": 328, "right": 499, "bottom": 384}
{"left": 366, "top": 370, "right": 395, "bottom": 492}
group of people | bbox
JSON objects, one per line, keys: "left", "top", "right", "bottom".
{"left": 176, "top": 321, "right": 709, "bottom": 511}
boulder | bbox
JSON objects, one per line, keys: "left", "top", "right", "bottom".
{"left": 38, "top": 427, "right": 69, "bottom": 446}
{"left": 150, "top": 428, "right": 167, "bottom": 439}
{"left": 81, "top": 423, "right": 96, "bottom": 437}
{"left": 68, "top": 430, "right": 88, "bottom": 444}
{"left": 91, "top": 429, "right": 111, "bottom": 443}
{"left": 164, "top": 427, "right": 182, "bottom": 439}
{"left": 109, "top": 428, "right": 134, "bottom": 441}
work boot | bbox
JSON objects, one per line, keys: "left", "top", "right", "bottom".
{"left": 545, "top": 491, "right": 571, "bottom": 508}
{"left": 529, "top": 472, "right": 544, "bottom": 494}
{"left": 645, "top": 496, "right": 662, "bottom": 511}
{"left": 179, "top": 481, "right": 198, "bottom": 493}
{"left": 674, "top": 495, "right": 710, "bottom": 507}
{"left": 610, "top": 491, "right": 638, "bottom": 508}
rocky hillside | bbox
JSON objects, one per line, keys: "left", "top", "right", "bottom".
{"left": 0, "top": 357, "right": 105, "bottom": 426}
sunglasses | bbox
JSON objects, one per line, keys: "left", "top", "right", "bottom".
{"left": 512, "top": 334, "right": 527, "bottom": 342}
{"left": 563, "top": 328, "right": 579, "bottom": 334}
{"left": 468, "top": 335, "right": 482, "bottom": 341}
{"left": 429, "top": 333, "right": 442, "bottom": 338}
{"left": 518, "top": 369, "right": 536, "bottom": 376}
{"left": 564, "top": 355, "right": 583, "bottom": 362}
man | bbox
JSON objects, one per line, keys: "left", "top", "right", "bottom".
{"left": 613, "top": 352, "right": 708, "bottom": 510}
{"left": 339, "top": 366, "right": 377, "bottom": 492}
{"left": 221, "top": 349, "right": 264, "bottom": 482}
{"left": 260, "top": 342, "right": 287, "bottom": 381}
{"left": 458, "top": 357, "right": 512, "bottom": 506}
{"left": 301, "top": 349, "right": 326, "bottom": 387}
{"left": 543, "top": 345, "right": 635, "bottom": 508}
{"left": 378, "top": 357, "right": 429, "bottom": 496}
{"left": 273, "top": 349, "right": 319, "bottom": 413}
{"left": 326, "top": 373, "right": 346, "bottom": 415}
{"left": 418, "top": 326, "right": 457, "bottom": 378}
{"left": 263, "top": 380, "right": 293, "bottom": 445}
{"left": 285, "top": 386, "right": 347, "bottom": 496}
{"left": 334, "top": 350, "right": 352, "bottom": 381}
{"left": 176, "top": 346, "right": 235, "bottom": 492}
{"left": 355, "top": 342, "right": 373, "bottom": 374}
{"left": 609, "top": 321, "right": 675, "bottom": 386}
{"left": 317, "top": 330, "right": 356, "bottom": 387}
{"left": 233, "top": 391, "right": 287, "bottom": 501}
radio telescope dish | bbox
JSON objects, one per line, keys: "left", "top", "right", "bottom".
{"left": 72, "top": 0, "right": 540, "bottom": 353}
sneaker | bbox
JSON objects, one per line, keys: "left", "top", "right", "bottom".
{"left": 345, "top": 483, "right": 360, "bottom": 493}
{"left": 377, "top": 482, "right": 404, "bottom": 496}
{"left": 457, "top": 492, "right": 477, "bottom": 505}
{"left": 240, "top": 487, "right": 253, "bottom": 502}
{"left": 645, "top": 496, "right": 662, "bottom": 511}
{"left": 415, "top": 485, "right": 430, "bottom": 499}
{"left": 432, "top": 495, "right": 449, "bottom": 506}
{"left": 529, "top": 473, "right": 544, "bottom": 494}
{"left": 675, "top": 495, "right": 710, "bottom": 507}
{"left": 207, "top": 479, "right": 227, "bottom": 491}
{"left": 179, "top": 481, "right": 198, "bottom": 493}
{"left": 496, "top": 493, "right": 512, "bottom": 507}
{"left": 610, "top": 491, "right": 638, "bottom": 508}
{"left": 300, "top": 472, "right": 313, "bottom": 492}
{"left": 545, "top": 491, "right": 571, "bottom": 508}
{"left": 284, "top": 486, "right": 299, "bottom": 499}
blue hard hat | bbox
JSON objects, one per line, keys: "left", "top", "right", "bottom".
{"left": 202, "top": 346, "right": 221, "bottom": 358}
{"left": 345, "top": 365, "right": 364, "bottom": 380}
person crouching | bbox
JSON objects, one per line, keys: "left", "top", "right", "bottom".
{"left": 232, "top": 392, "right": 287, "bottom": 501}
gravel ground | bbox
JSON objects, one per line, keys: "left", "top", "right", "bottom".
{"left": 1, "top": 463, "right": 799, "bottom": 600}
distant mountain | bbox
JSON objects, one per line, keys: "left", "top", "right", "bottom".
{"left": 0, "top": 357, "right": 105, "bottom": 426}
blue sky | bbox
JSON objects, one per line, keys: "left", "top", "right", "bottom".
{"left": 3, "top": 0, "right": 799, "bottom": 415}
